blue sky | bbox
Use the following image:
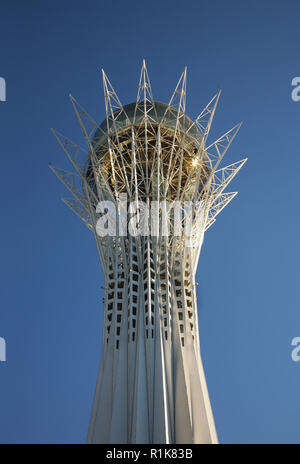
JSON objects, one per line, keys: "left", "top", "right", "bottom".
{"left": 0, "top": 0, "right": 300, "bottom": 443}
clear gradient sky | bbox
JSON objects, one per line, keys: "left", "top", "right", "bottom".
{"left": 0, "top": 0, "right": 300, "bottom": 444}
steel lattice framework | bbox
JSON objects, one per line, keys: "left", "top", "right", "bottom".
{"left": 50, "top": 60, "right": 246, "bottom": 444}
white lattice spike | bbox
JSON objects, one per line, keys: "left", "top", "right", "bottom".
{"left": 69, "top": 94, "right": 100, "bottom": 140}
{"left": 134, "top": 59, "right": 157, "bottom": 124}
{"left": 49, "top": 163, "right": 100, "bottom": 209}
{"left": 49, "top": 165, "right": 87, "bottom": 204}
{"left": 50, "top": 63, "right": 246, "bottom": 445}
{"left": 196, "top": 157, "right": 247, "bottom": 207}
{"left": 102, "top": 71, "right": 134, "bottom": 198}
{"left": 205, "top": 122, "right": 242, "bottom": 168}
{"left": 51, "top": 129, "right": 88, "bottom": 176}
{"left": 195, "top": 122, "right": 243, "bottom": 204}
{"left": 163, "top": 68, "right": 187, "bottom": 120}
{"left": 206, "top": 191, "right": 238, "bottom": 230}
{"left": 161, "top": 69, "right": 187, "bottom": 195}
{"left": 62, "top": 197, "right": 92, "bottom": 230}
{"left": 177, "top": 91, "right": 222, "bottom": 203}
{"left": 186, "top": 89, "right": 221, "bottom": 145}
{"left": 102, "top": 70, "right": 131, "bottom": 132}
{"left": 211, "top": 158, "right": 247, "bottom": 196}
{"left": 69, "top": 95, "right": 112, "bottom": 200}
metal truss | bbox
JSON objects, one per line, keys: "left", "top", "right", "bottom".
{"left": 51, "top": 60, "right": 246, "bottom": 445}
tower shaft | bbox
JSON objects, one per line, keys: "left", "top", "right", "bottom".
{"left": 87, "top": 230, "right": 217, "bottom": 443}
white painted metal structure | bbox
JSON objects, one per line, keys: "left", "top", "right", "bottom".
{"left": 50, "top": 61, "right": 246, "bottom": 444}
